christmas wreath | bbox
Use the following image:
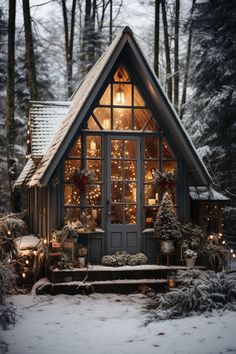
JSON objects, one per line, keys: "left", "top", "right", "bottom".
{"left": 71, "top": 168, "right": 95, "bottom": 191}
{"left": 152, "top": 169, "right": 176, "bottom": 193}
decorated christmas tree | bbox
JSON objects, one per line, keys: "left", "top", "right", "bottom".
{"left": 154, "top": 192, "right": 182, "bottom": 241}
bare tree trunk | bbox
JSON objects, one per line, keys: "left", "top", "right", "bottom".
{"left": 174, "top": 0, "right": 180, "bottom": 113}
{"left": 6, "top": 0, "right": 19, "bottom": 212}
{"left": 161, "top": 0, "right": 172, "bottom": 102}
{"left": 154, "top": 0, "right": 160, "bottom": 77}
{"left": 109, "top": 0, "right": 113, "bottom": 43}
{"left": 22, "top": 0, "right": 38, "bottom": 101}
{"left": 61, "top": 0, "right": 76, "bottom": 97}
{"left": 180, "top": 0, "right": 196, "bottom": 119}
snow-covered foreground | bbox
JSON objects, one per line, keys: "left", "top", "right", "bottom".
{"left": 2, "top": 293, "right": 236, "bottom": 354}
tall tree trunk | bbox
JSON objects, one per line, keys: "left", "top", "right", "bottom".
{"left": 154, "top": 0, "right": 160, "bottom": 77}
{"left": 62, "top": 0, "right": 76, "bottom": 97}
{"left": 109, "top": 0, "right": 113, "bottom": 43}
{"left": 6, "top": 0, "right": 19, "bottom": 212}
{"left": 174, "top": 0, "right": 180, "bottom": 113}
{"left": 180, "top": 0, "right": 196, "bottom": 119}
{"left": 161, "top": 0, "right": 172, "bottom": 102}
{"left": 22, "top": 0, "right": 38, "bottom": 101}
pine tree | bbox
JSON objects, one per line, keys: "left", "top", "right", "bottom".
{"left": 154, "top": 192, "right": 182, "bottom": 241}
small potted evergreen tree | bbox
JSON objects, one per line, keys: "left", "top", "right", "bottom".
{"left": 154, "top": 192, "right": 182, "bottom": 254}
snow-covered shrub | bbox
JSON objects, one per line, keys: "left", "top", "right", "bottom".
{"left": 0, "top": 262, "right": 15, "bottom": 330}
{"left": 101, "top": 251, "right": 148, "bottom": 267}
{"left": 199, "top": 243, "right": 228, "bottom": 272}
{"left": 148, "top": 269, "right": 236, "bottom": 321}
{"left": 184, "top": 249, "right": 198, "bottom": 260}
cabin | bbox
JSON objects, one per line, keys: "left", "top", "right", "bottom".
{"left": 15, "top": 27, "right": 229, "bottom": 265}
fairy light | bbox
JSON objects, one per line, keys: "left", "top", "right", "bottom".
{"left": 231, "top": 249, "right": 234, "bottom": 253}
{"left": 233, "top": 254, "right": 236, "bottom": 259}
{"left": 22, "top": 273, "right": 26, "bottom": 278}
{"left": 25, "top": 259, "right": 29, "bottom": 265}
{"left": 7, "top": 230, "right": 11, "bottom": 235}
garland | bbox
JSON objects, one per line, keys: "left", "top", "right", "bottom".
{"left": 71, "top": 168, "right": 95, "bottom": 191}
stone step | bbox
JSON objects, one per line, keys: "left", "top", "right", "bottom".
{"left": 48, "top": 264, "right": 187, "bottom": 283}
{"left": 36, "top": 278, "right": 169, "bottom": 295}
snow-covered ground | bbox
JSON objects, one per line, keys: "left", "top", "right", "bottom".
{"left": 2, "top": 292, "right": 236, "bottom": 354}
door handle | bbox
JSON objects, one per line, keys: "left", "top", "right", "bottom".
{"left": 107, "top": 200, "right": 111, "bottom": 216}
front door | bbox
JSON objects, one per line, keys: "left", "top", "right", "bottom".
{"left": 107, "top": 136, "right": 141, "bottom": 254}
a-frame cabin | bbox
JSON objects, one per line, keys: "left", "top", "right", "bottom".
{"left": 15, "top": 27, "right": 228, "bottom": 264}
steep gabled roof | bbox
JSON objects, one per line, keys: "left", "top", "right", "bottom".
{"left": 189, "top": 186, "right": 230, "bottom": 202}
{"left": 16, "top": 26, "right": 212, "bottom": 188}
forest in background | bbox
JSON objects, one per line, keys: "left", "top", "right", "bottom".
{"left": 0, "top": 0, "right": 235, "bottom": 244}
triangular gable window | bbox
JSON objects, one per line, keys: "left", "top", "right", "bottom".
{"left": 85, "top": 65, "right": 159, "bottom": 131}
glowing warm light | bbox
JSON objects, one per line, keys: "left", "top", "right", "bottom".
{"left": 231, "top": 249, "right": 234, "bottom": 253}
{"left": 22, "top": 273, "right": 26, "bottom": 278}
{"left": 90, "top": 140, "right": 96, "bottom": 154}
{"left": 7, "top": 230, "right": 11, "bottom": 235}
{"left": 25, "top": 259, "right": 29, "bottom": 265}
{"left": 222, "top": 240, "right": 226, "bottom": 245}
{"left": 209, "top": 235, "right": 214, "bottom": 240}
{"left": 219, "top": 233, "right": 222, "bottom": 237}
{"left": 116, "top": 86, "right": 125, "bottom": 104}
{"left": 43, "top": 238, "right": 47, "bottom": 245}
{"left": 33, "top": 250, "right": 37, "bottom": 255}
{"left": 233, "top": 253, "right": 236, "bottom": 258}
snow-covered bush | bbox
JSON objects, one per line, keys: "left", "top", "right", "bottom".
{"left": 0, "top": 262, "right": 15, "bottom": 330}
{"left": 101, "top": 251, "right": 148, "bottom": 267}
{"left": 184, "top": 249, "right": 198, "bottom": 260}
{"left": 148, "top": 269, "right": 236, "bottom": 321}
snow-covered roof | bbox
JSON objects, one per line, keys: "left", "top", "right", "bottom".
{"left": 189, "top": 186, "right": 230, "bottom": 202}
{"left": 14, "top": 157, "right": 37, "bottom": 187}
{"left": 30, "top": 101, "right": 70, "bottom": 158}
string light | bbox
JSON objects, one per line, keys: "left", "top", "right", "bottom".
{"left": 22, "top": 273, "right": 26, "bottom": 278}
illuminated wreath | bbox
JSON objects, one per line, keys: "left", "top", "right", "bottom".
{"left": 152, "top": 169, "right": 176, "bottom": 193}
{"left": 71, "top": 168, "right": 95, "bottom": 191}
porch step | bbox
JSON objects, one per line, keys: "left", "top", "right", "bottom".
{"left": 35, "top": 278, "right": 168, "bottom": 295}
{"left": 48, "top": 264, "right": 186, "bottom": 284}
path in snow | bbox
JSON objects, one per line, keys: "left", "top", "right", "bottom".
{"left": 2, "top": 293, "right": 236, "bottom": 354}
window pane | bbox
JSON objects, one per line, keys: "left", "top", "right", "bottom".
{"left": 86, "top": 184, "right": 102, "bottom": 205}
{"left": 86, "top": 136, "right": 101, "bottom": 157}
{"left": 99, "top": 85, "right": 111, "bottom": 105}
{"left": 64, "top": 184, "right": 81, "bottom": 205}
{"left": 134, "top": 86, "right": 145, "bottom": 106}
{"left": 64, "top": 160, "right": 81, "bottom": 181}
{"left": 87, "top": 207, "right": 102, "bottom": 228}
{"left": 113, "top": 108, "right": 132, "bottom": 129}
{"left": 144, "top": 161, "right": 158, "bottom": 181}
{"left": 111, "top": 160, "right": 123, "bottom": 180}
{"left": 125, "top": 205, "right": 136, "bottom": 224}
{"left": 162, "top": 138, "right": 175, "bottom": 159}
{"left": 144, "top": 118, "right": 158, "bottom": 131}
{"left": 111, "top": 182, "right": 122, "bottom": 202}
{"left": 145, "top": 185, "right": 159, "bottom": 206}
{"left": 87, "top": 116, "right": 100, "bottom": 130}
{"left": 111, "top": 205, "right": 123, "bottom": 224}
{"left": 68, "top": 137, "right": 81, "bottom": 156}
{"left": 113, "top": 84, "right": 132, "bottom": 106}
{"left": 145, "top": 207, "right": 157, "bottom": 228}
{"left": 145, "top": 136, "right": 159, "bottom": 158}
{"left": 64, "top": 208, "right": 81, "bottom": 223}
{"left": 162, "top": 161, "right": 177, "bottom": 174}
{"left": 125, "top": 161, "right": 136, "bottom": 180}
{"left": 93, "top": 107, "right": 111, "bottom": 130}
{"left": 124, "top": 140, "right": 136, "bottom": 158}
{"left": 111, "top": 140, "right": 123, "bottom": 158}
{"left": 125, "top": 182, "right": 136, "bottom": 202}
{"left": 134, "top": 109, "right": 151, "bottom": 130}
{"left": 86, "top": 160, "right": 102, "bottom": 181}
{"left": 113, "top": 66, "right": 130, "bottom": 82}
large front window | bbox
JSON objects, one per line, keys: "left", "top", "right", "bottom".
{"left": 63, "top": 65, "right": 178, "bottom": 229}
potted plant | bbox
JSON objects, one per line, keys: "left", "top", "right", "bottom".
{"left": 154, "top": 192, "right": 182, "bottom": 254}
{"left": 184, "top": 249, "right": 198, "bottom": 268}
